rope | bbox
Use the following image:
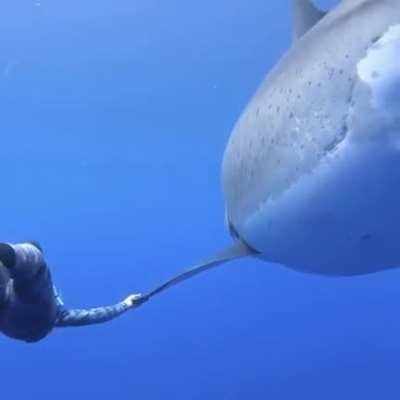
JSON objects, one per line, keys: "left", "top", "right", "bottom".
{"left": 141, "top": 241, "right": 256, "bottom": 301}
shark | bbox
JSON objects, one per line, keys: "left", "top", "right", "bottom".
{"left": 145, "top": 0, "right": 400, "bottom": 299}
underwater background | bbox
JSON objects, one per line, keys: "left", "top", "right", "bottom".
{"left": 2, "top": 0, "right": 400, "bottom": 398}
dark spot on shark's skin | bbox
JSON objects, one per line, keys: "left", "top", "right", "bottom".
{"left": 371, "top": 70, "right": 380, "bottom": 79}
{"left": 371, "top": 35, "right": 381, "bottom": 44}
{"left": 368, "top": 35, "right": 383, "bottom": 51}
{"left": 324, "top": 124, "right": 348, "bottom": 152}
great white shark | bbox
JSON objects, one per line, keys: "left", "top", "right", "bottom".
{"left": 145, "top": 0, "right": 400, "bottom": 298}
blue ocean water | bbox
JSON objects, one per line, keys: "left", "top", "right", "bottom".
{"left": 2, "top": 0, "right": 400, "bottom": 398}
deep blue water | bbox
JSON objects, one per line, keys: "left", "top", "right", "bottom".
{"left": 2, "top": 0, "right": 400, "bottom": 398}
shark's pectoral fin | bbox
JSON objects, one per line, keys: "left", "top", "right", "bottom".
{"left": 144, "top": 241, "right": 257, "bottom": 299}
{"left": 292, "top": 0, "right": 327, "bottom": 41}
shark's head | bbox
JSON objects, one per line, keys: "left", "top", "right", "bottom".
{"left": 221, "top": 0, "right": 400, "bottom": 275}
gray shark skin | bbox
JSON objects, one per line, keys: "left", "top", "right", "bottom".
{"left": 222, "top": 0, "right": 400, "bottom": 276}
{"left": 145, "top": 0, "right": 400, "bottom": 300}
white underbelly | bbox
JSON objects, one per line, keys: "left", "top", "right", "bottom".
{"left": 244, "top": 138, "right": 400, "bottom": 275}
